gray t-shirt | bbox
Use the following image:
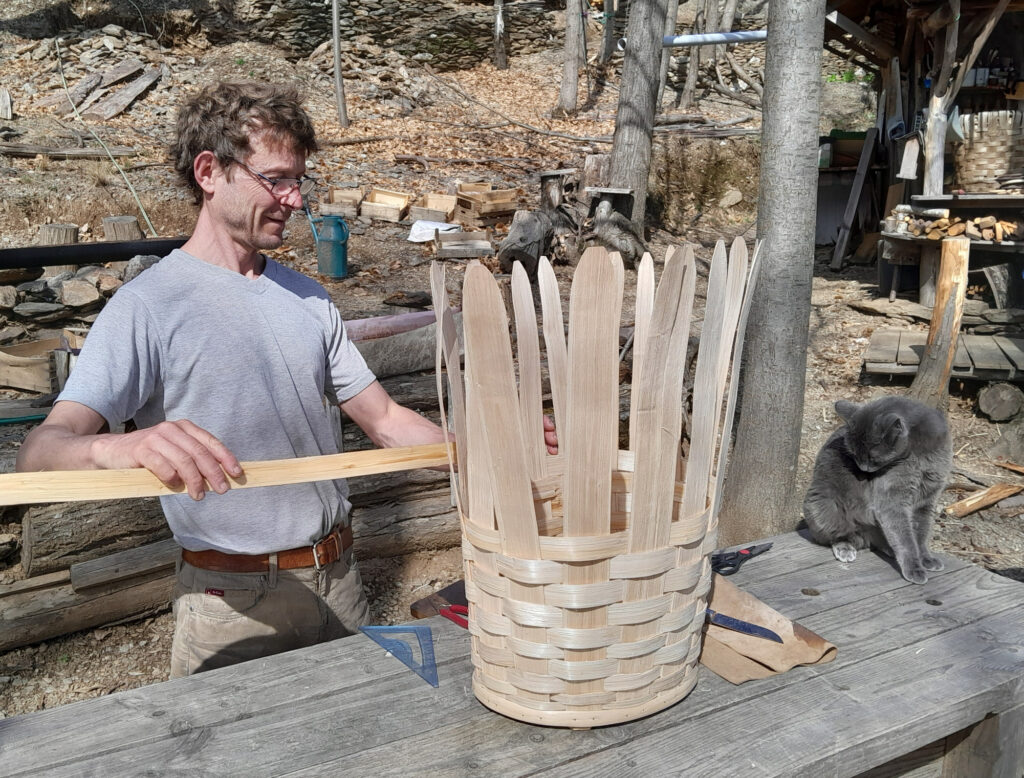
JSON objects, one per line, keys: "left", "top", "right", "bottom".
{"left": 58, "top": 249, "right": 376, "bottom": 553}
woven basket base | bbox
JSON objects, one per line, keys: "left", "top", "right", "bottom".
{"left": 472, "top": 665, "right": 699, "bottom": 728}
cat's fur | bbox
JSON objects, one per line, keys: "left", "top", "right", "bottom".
{"left": 803, "top": 396, "right": 952, "bottom": 584}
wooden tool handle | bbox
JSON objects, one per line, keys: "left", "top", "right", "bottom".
{"left": 0, "top": 442, "right": 453, "bottom": 506}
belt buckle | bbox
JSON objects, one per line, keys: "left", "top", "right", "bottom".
{"left": 311, "top": 528, "right": 341, "bottom": 571}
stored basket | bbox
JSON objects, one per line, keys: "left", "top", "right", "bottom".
{"left": 431, "top": 242, "right": 760, "bottom": 728}
{"left": 955, "top": 110, "right": 1024, "bottom": 193}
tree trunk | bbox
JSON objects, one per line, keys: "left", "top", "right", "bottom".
{"left": 718, "top": 0, "right": 825, "bottom": 546}
{"left": 609, "top": 0, "right": 671, "bottom": 226}
{"left": 332, "top": 0, "right": 350, "bottom": 127}
{"left": 599, "top": 0, "right": 617, "bottom": 63}
{"left": 656, "top": 0, "right": 681, "bottom": 109}
{"left": 922, "top": 93, "right": 946, "bottom": 196}
{"left": 494, "top": 0, "right": 509, "bottom": 70}
{"left": 908, "top": 237, "right": 970, "bottom": 410}
{"left": 679, "top": 9, "right": 703, "bottom": 109}
{"left": 557, "top": 0, "right": 585, "bottom": 115}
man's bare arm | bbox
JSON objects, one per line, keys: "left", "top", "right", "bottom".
{"left": 16, "top": 401, "right": 242, "bottom": 501}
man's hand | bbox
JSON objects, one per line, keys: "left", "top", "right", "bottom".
{"left": 543, "top": 414, "right": 558, "bottom": 455}
{"left": 17, "top": 402, "right": 242, "bottom": 502}
{"left": 94, "top": 420, "right": 243, "bottom": 501}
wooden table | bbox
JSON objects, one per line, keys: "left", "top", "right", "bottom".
{"left": 2, "top": 531, "right": 1022, "bottom": 777}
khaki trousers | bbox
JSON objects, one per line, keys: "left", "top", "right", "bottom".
{"left": 169, "top": 545, "right": 370, "bottom": 678}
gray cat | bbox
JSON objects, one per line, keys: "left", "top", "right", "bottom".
{"left": 803, "top": 396, "right": 952, "bottom": 584}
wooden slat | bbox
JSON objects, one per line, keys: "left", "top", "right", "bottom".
{"left": 897, "top": 330, "right": 925, "bottom": 366}
{"left": 511, "top": 262, "right": 544, "bottom": 476}
{"left": 963, "top": 334, "right": 1014, "bottom": 373}
{"left": 538, "top": 256, "right": 568, "bottom": 438}
{"left": 629, "top": 252, "right": 655, "bottom": 452}
{"left": 81, "top": 67, "right": 161, "bottom": 121}
{"left": 429, "top": 262, "right": 468, "bottom": 507}
{"left": 992, "top": 336, "right": 1024, "bottom": 371}
{"left": 864, "top": 329, "right": 901, "bottom": 364}
{"left": 461, "top": 263, "right": 539, "bottom": 556}
{"left": 953, "top": 335, "right": 971, "bottom": 370}
{"left": 5, "top": 534, "right": 1022, "bottom": 777}
{"left": 0, "top": 443, "right": 453, "bottom": 507}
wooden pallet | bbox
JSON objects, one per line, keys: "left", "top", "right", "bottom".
{"left": 863, "top": 328, "right": 1024, "bottom": 380}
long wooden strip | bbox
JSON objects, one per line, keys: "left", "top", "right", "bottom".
{"left": 627, "top": 248, "right": 690, "bottom": 553}
{"left": 511, "top": 262, "right": 545, "bottom": 476}
{"left": 563, "top": 247, "right": 621, "bottom": 538}
{"left": 629, "top": 253, "right": 655, "bottom": 451}
{"left": 430, "top": 262, "right": 468, "bottom": 507}
{"left": 711, "top": 240, "right": 763, "bottom": 518}
{"left": 0, "top": 443, "right": 453, "bottom": 507}
{"left": 681, "top": 241, "right": 729, "bottom": 519}
{"left": 538, "top": 256, "right": 568, "bottom": 438}
{"left": 462, "top": 263, "right": 539, "bottom": 556}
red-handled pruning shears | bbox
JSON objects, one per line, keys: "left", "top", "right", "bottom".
{"left": 439, "top": 604, "right": 468, "bottom": 629}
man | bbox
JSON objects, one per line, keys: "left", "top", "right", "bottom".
{"left": 17, "top": 82, "right": 455, "bottom": 677}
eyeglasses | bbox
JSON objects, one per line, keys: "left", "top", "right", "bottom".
{"left": 230, "top": 159, "right": 317, "bottom": 198}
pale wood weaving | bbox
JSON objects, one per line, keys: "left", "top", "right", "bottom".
{"left": 954, "top": 110, "right": 1024, "bottom": 193}
{"left": 432, "top": 240, "right": 762, "bottom": 727}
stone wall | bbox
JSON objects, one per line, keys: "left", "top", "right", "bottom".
{"left": 221, "top": 0, "right": 558, "bottom": 68}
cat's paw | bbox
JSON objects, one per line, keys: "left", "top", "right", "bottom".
{"left": 832, "top": 542, "right": 857, "bottom": 563}
{"left": 900, "top": 565, "right": 928, "bottom": 585}
{"left": 921, "top": 554, "right": 945, "bottom": 572}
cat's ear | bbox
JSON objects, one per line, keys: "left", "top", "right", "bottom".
{"left": 883, "top": 414, "right": 908, "bottom": 445}
{"left": 835, "top": 400, "right": 859, "bottom": 422}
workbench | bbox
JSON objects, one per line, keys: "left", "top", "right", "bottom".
{"left": 2, "top": 531, "right": 1022, "bottom": 777}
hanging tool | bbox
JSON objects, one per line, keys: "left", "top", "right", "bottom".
{"left": 359, "top": 625, "right": 439, "bottom": 687}
{"left": 711, "top": 542, "right": 773, "bottom": 575}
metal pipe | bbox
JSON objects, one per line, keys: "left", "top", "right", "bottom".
{"left": 617, "top": 29, "right": 767, "bottom": 51}
{"left": 0, "top": 238, "right": 187, "bottom": 271}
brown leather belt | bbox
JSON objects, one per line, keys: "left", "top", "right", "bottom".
{"left": 181, "top": 525, "right": 353, "bottom": 573}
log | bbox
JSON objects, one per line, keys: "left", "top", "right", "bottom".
{"left": 497, "top": 209, "right": 553, "bottom": 276}
{"left": 38, "top": 222, "right": 79, "bottom": 277}
{"left": 978, "top": 383, "right": 1024, "bottom": 422}
{"left": 908, "top": 237, "right": 970, "bottom": 409}
{"left": 20, "top": 497, "right": 170, "bottom": 576}
{"left": 0, "top": 565, "right": 175, "bottom": 653}
{"left": 81, "top": 67, "right": 161, "bottom": 121}
{"left": 70, "top": 537, "right": 178, "bottom": 591}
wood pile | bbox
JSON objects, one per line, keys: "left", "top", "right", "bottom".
{"left": 889, "top": 207, "right": 1024, "bottom": 242}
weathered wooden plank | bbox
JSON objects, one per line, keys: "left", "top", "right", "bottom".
{"left": 70, "top": 537, "right": 179, "bottom": 591}
{"left": 863, "top": 329, "right": 901, "bottom": 364}
{"left": 1, "top": 534, "right": 1020, "bottom": 777}
{"left": 896, "top": 330, "right": 925, "bottom": 366}
{"left": 963, "top": 333, "right": 1014, "bottom": 373}
{"left": 81, "top": 67, "right": 161, "bottom": 121}
{"left": 0, "top": 142, "right": 135, "bottom": 159}
{"left": 992, "top": 335, "right": 1024, "bottom": 371}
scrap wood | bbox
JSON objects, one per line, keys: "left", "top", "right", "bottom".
{"left": 995, "top": 460, "right": 1024, "bottom": 476}
{"left": 945, "top": 482, "right": 1023, "bottom": 517}
{"left": 0, "top": 142, "right": 135, "bottom": 158}
{"left": 81, "top": 67, "right": 161, "bottom": 121}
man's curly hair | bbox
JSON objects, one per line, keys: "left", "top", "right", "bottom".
{"left": 171, "top": 81, "right": 318, "bottom": 201}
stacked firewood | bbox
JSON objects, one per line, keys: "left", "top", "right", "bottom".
{"left": 890, "top": 208, "right": 1024, "bottom": 242}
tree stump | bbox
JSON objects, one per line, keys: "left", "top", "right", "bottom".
{"left": 38, "top": 222, "right": 79, "bottom": 278}
{"left": 103, "top": 215, "right": 144, "bottom": 273}
{"left": 978, "top": 382, "right": 1024, "bottom": 422}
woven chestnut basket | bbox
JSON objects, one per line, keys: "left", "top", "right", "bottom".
{"left": 431, "top": 241, "right": 761, "bottom": 728}
{"left": 955, "top": 110, "right": 1024, "bottom": 193}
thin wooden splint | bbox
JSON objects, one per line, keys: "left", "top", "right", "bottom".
{"left": 431, "top": 241, "right": 762, "bottom": 728}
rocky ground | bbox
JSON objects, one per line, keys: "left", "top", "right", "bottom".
{"left": 0, "top": 14, "right": 1021, "bottom": 720}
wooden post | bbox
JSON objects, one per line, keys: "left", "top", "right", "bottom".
{"left": 918, "top": 243, "right": 940, "bottom": 308}
{"left": 908, "top": 236, "right": 970, "bottom": 409}
{"left": 38, "top": 222, "right": 79, "bottom": 278}
{"left": 102, "top": 215, "right": 144, "bottom": 273}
